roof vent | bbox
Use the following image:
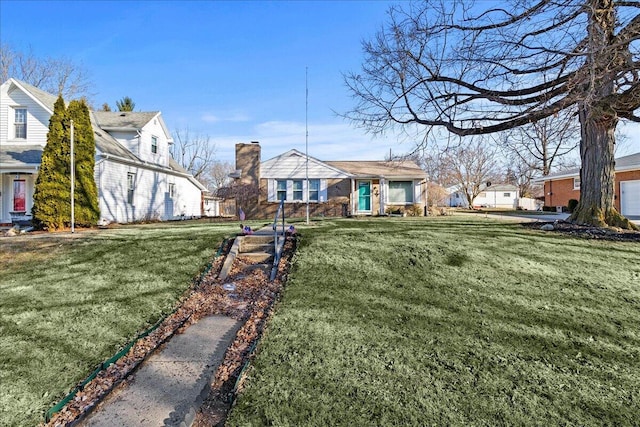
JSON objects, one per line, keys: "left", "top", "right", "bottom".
{"left": 120, "top": 113, "right": 127, "bottom": 116}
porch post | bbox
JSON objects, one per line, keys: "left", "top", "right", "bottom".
{"left": 351, "top": 179, "right": 356, "bottom": 215}
{"left": 379, "top": 178, "right": 385, "bottom": 215}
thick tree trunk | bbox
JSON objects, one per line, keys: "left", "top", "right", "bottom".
{"left": 568, "top": 0, "right": 638, "bottom": 230}
{"left": 570, "top": 107, "right": 637, "bottom": 229}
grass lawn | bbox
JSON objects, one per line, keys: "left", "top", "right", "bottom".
{"left": 0, "top": 220, "right": 257, "bottom": 427}
{"left": 228, "top": 217, "right": 640, "bottom": 426}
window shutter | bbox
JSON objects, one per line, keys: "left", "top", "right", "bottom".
{"left": 414, "top": 181, "right": 421, "bottom": 202}
{"left": 320, "top": 179, "right": 327, "bottom": 202}
{"left": 267, "top": 179, "right": 275, "bottom": 202}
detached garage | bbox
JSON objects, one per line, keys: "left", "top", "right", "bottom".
{"left": 538, "top": 152, "right": 640, "bottom": 217}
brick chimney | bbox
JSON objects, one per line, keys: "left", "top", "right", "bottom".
{"left": 234, "top": 142, "right": 261, "bottom": 218}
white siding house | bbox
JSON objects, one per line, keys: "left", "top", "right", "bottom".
{"left": 0, "top": 78, "right": 206, "bottom": 225}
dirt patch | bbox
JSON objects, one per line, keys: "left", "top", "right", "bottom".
{"left": 44, "top": 235, "right": 297, "bottom": 427}
{"left": 522, "top": 220, "right": 640, "bottom": 242}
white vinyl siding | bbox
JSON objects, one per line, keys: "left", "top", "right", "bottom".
{"left": 0, "top": 85, "right": 50, "bottom": 145}
{"left": 96, "top": 159, "right": 203, "bottom": 223}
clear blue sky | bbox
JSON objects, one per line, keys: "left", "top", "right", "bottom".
{"left": 2, "top": 1, "right": 638, "bottom": 165}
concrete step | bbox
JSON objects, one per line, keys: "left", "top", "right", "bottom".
{"left": 237, "top": 252, "right": 273, "bottom": 263}
{"left": 242, "top": 234, "right": 275, "bottom": 245}
{"left": 240, "top": 242, "right": 274, "bottom": 253}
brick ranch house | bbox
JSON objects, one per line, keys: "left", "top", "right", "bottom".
{"left": 231, "top": 142, "right": 428, "bottom": 219}
{"left": 536, "top": 151, "right": 640, "bottom": 218}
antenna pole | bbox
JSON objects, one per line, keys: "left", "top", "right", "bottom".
{"left": 306, "top": 67, "right": 310, "bottom": 225}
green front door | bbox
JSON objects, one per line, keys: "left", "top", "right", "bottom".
{"left": 358, "top": 181, "right": 371, "bottom": 212}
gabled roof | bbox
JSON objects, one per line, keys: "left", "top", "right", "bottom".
{"left": 325, "top": 160, "right": 426, "bottom": 179}
{"left": 537, "top": 151, "right": 640, "bottom": 181}
{"left": 93, "top": 111, "right": 160, "bottom": 130}
{"left": 261, "top": 149, "right": 352, "bottom": 179}
{"left": 5, "top": 78, "right": 58, "bottom": 113}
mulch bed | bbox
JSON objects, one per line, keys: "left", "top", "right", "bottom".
{"left": 45, "top": 235, "right": 297, "bottom": 427}
{"left": 521, "top": 220, "right": 640, "bottom": 241}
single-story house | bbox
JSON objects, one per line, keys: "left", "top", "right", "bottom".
{"left": 231, "top": 142, "right": 428, "bottom": 219}
{"left": 536, "top": 152, "right": 640, "bottom": 218}
{"left": 0, "top": 78, "right": 206, "bottom": 225}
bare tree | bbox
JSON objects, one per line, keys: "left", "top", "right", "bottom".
{"left": 499, "top": 111, "right": 580, "bottom": 176}
{"left": 443, "top": 139, "right": 501, "bottom": 208}
{"left": 1, "top": 43, "right": 92, "bottom": 99}
{"left": 207, "top": 160, "right": 234, "bottom": 192}
{"left": 345, "top": 0, "right": 640, "bottom": 229}
{"left": 171, "top": 128, "right": 217, "bottom": 183}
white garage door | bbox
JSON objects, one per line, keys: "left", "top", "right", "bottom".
{"left": 620, "top": 180, "right": 640, "bottom": 217}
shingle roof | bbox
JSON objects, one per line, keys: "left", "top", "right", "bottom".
{"left": 0, "top": 144, "right": 44, "bottom": 167}
{"left": 325, "top": 160, "right": 426, "bottom": 179}
{"left": 90, "top": 112, "right": 139, "bottom": 161}
{"left": 10, "top": 79, "right": 58, "bottom": 112}
{"left": 93, "top": 111, "right": 159, "bottom": 130}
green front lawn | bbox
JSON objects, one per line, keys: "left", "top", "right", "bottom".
{"left": 0, "top": 221, "right": 247, "bottom": 426}
{"left": 228, "top": 218, "right": 640, "bottom": 426}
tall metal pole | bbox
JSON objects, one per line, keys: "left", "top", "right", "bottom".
{"left": 305, "top": 66, "right": 310, "bottom": 225}
{"left": 70, "top": 119, "right": 75, "bottom": 234}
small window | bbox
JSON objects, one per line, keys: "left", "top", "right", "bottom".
{"left": 151, "top": 136, "right": 158, "bottom": 154}
{"left": 388, "top": 181, "right": 414, "bottom": 203}
{"left": 127, "top": 173, "right": 136, "bottom": 204}
{"left": 14, "top": 108, "right": 27, "bottom": 139}
{"left": 292, "top": 180, "right": 303, "bottom": 201}
{"left": 478, "top": 192, "right": 487, "bottom": 198}
{"left": 573, "top": 177, "right": 580, "bottom": 190}
{"left": 503, "top": 192, "right": 511, "bottom": 197}
{"left": 168, "top": 183, "right": 175, "bottom": 198}
{"left": 309, "top": 179, "right": 319, "bottom": 202}
{"left": 276, "top": 180, "right": 287, "bottom": 201}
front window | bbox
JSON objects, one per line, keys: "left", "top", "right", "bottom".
{"left": 503, "top": 192, "right": 511, "bottom": 197}
{"left": 309, "top": 179, "right": 319, "bottom": 202}
{"left": 292, "top": 180, "right": 303, "bottom": 200}
{"left": 573, "top": 177, "right": 580, "bottom": 190}
{"left": 127, "top": 173, "right": 135, "bottom": 204}
{"left": 388, "top": 181, "right": 414, "bottom": 204}
{"left": 478, "top": 192, "right": 487, "bottom": 198}
{"left": 276, "top": 180, "right": 287, "bottom": 201}
{"left": 151, "top": 136, "right": 158, "bottom": 154}
{"left": 15, "top": 108, "right": 27, "bottom": 139}
{"left": 168, "top": 183, "right": 175, "bottom": 198}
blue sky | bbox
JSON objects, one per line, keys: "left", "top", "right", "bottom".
{"left": 2, "top": 0, "right": 408, "bottom": 164}
{"left": 2, "top": 1, "right": 639, "bottom": 165}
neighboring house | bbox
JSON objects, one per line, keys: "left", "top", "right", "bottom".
{"left": 536, "top": 152, "right": 640, "bottom": 218}
{"left": 0, "top": 78, "right": 206, "bottom": 225}
{"left": 232, "top": 142, "right": 427, "bottom": 219}
{"left": 444, "top": 183, "right": 523, "bottom": 209}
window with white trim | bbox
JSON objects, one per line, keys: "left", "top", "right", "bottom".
{"left": 14, "top": 108, "right": 27, "bottom": 139}
{"left": 292, "top": 180, "right": 303, "bottom": 201}
{"left": 309, "top": 179, "right": 319, "bottom": 202}
{"left": 388, "top": 181, "right": 414, "bottom": 203}
{"left": 127, "top": 173, "right": 136, "bottom": 204}
{"left": 168, "top": 183, "right": 175, "bottom": 198}
{"left": 276, "top": 180, "right": 287, "bottom": 201}
{"left": 503, "top": 192, "right": 511, "bottom": 197}
{"left": 573, "top": 177, "right": 580, "bottom": 190}
{"left": 151, "top": 136, "right": 158, "bottom": 154}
